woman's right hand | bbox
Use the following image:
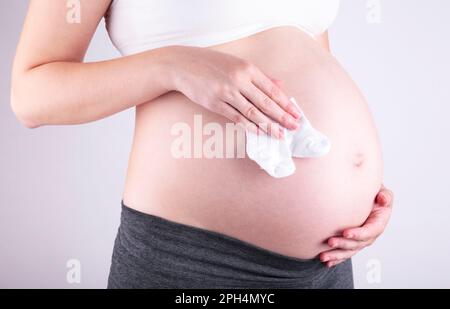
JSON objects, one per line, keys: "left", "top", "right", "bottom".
{"left": 165, "top": 46, "right": 301, "bottom": 138}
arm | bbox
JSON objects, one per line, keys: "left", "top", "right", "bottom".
{"left": 11, "top": 0, "right": 300, "bottom": 136}
{"left": 11, "top": 0, "right": 174, "bottom": 128}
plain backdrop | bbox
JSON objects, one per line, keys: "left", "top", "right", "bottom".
{"left": 1, "top": 0, "right": 449, "bottom": 288}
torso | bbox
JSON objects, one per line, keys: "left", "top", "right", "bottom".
{"left": 121, "top": 26, "right": 383, "bottom": 259}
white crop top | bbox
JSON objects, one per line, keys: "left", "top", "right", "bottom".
{"left": 105, "top": 0, "right": 340, "bottom": 56}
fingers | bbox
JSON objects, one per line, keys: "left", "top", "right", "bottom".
{"left": 251, "top": 71, "right": 302, "bottom": 122}
{"left": 320, "top": 240, "right": 364, "bottom": 268}
{"left": 320, "top": 249, "right": 357, "bottom": 263}
{"left": 319, "top": 185, "right": 395, "bottom": 268}
{"left": 376, "top": 186, "right": 394, "bottom": 207}
{"left": 328, "top": 237, "right": 369, "bottom": 250}
{"left": 343, "top": 221, "right": 384, "bottom": 242}
{"left": 229, "top": 93, "right": 285, "bottom": 138}
{"left": 321, "top": 235, "right": 373, "bottom": 267}
{"left": 343, "top": 201, "right": 392, "bottom": 242}
{"left": 241, "top": 83, "right": 299, "bottom": 132}
{"left": 326, "top": 259, "right": 346, "bottom": 268}
{"left": 217, "top": 101, "right": 259, "bottom": 135}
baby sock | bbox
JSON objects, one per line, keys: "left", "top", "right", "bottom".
{"left": 289, "top": 97, "right": 331, "bottom": 158}
{"left": 246, "top": 97, "right": 331, "bottom": 178}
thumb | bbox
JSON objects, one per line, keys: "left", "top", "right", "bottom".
{"left": 376, "top": 187, "right": 394, "bottom": 207}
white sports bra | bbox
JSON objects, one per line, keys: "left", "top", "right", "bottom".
{"left": 105, "top": 0, "right": 340, "bottom": 56}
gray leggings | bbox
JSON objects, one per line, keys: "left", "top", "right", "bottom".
{"left": 107, "top": 202, "right": 354, "bottom": 289}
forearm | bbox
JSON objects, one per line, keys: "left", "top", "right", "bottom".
{"left": 11, "top": 46, "right": 176, "bottom": 128}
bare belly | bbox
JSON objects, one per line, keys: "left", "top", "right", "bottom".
{"left": 122, "top": 26, "right": 384, "bottom": 259}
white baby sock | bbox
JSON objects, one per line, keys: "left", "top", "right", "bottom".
{"left": 246, "top": 97, "right": 331, "bottom": 178}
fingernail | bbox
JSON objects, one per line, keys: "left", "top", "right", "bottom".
{"left": 346, "top": 233, "right": 354, "bottom": 239}
{"left": 321, "top": 257, "right": 329, "bottom": 262}
{"left": 331, "top": 242, "right": 338, "bottom": 248}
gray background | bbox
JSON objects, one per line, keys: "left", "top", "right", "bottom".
{"left": 1, "top": 0, "right": 449, "bottom": 288}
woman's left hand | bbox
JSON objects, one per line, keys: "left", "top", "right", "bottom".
{"left": 319, "top": 185, "right": 394, "bottom": 268}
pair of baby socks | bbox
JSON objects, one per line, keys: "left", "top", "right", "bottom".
{"left": 246, "top": 97, "right": 331, "bottom": 178}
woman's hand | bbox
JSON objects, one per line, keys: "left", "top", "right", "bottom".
{"left": 319, "top": 185, "right": 394, "bottom": 267}
{"left": 165, "top": 46, "right": 301, "bottom": 138}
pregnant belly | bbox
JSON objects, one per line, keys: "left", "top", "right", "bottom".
{"left": 123, "top": 27, "right": 384, "bottom": 259}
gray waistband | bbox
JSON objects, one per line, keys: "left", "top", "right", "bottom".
{"left": 107, "top": 201, "right": 353, "bottom": 288}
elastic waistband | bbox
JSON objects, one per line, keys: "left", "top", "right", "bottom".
{"left": 119, "top": 201, "right": 324, "bottom": 276}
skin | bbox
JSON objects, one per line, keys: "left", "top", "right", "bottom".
{"left": 321, "top": 185, "right": 393, "bottom": 267}
{"left": 11, "top": 0, "right": 393, "bottom": 267}
{"left": 11, "top": 0, "right": 300, "bottom": 139}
